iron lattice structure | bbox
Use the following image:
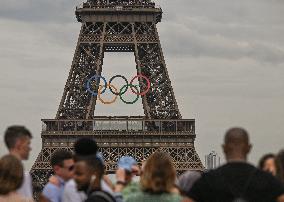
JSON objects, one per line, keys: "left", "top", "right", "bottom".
{"left": 31, "top": 0, "right": 203, "bottom": 195}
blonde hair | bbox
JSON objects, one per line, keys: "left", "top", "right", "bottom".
{"left": 140, "top": 151, "right": 176, "bottom": 193}
{"left": 0, "top": 155, "right": 23, "bottom": 195}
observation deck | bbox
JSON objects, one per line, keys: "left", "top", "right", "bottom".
{"left": 41, "top": 116, "right": 196, "bottom": 148}
{"left": 75, "top": 1, "right": 162, "bottom": 23}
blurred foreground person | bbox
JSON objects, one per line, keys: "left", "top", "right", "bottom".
{"left": 177, "top": 171, "right": 202, "bottom": 196}
{"left": 258, "top": 153, "right": 276, "bottom": 176}
{"left": 62, "top": 138, "right": 113, "bottom": 202}
{"left": 4, "top": 126, "right": 33, "bottom": 199}
{"left": 74, "top": 155, "right": 116, "bottom": 202}
{"left": 123, "top": 151, "right": 183, "bottom": 202}
{"left": 0, "top": 155, "right": 33, "bottom": 202}
{"left": 276, "top": 150, "right": 284, "bottom": 184}
{"left": 114, "top": 156, "right": 140, "bottom": 198}
{"left": 41, "top": 149, "right": 74, "bottom": 202}
{"left": 187, "top": 127, "right": 284, "bottom": 202}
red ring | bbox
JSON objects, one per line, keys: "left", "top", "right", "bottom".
{"left": 130, "top": 74, "right": 151, "bottom": 96}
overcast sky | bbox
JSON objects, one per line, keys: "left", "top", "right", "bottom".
{"left": 0, "top": 0, "right": 284, "bottom": 170}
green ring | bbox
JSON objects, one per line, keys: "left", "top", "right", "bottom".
{"left": 119, "top": 84, "right": 140, "bottom": 104}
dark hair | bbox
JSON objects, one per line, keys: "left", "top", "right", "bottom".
{"left": 276, "top": 150, "right": 284, "bottom": 184}
{"left": 258, "top": 153, "right": 275, "bottom": 170}
{"left": 74, "top": 138, "right": 98, "bottom": 156}
{"left": 50, "top": 149, "right": 73, "bottom": 167}
{"left": 4, "top": 126, "right": 32, "bottom": 149}
{"left": 0, "top": 155, "right": 23, "bottom": 195}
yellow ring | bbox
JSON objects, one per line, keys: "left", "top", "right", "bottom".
{"left": 98, "top": 83, "right": 118, "bottom": 104}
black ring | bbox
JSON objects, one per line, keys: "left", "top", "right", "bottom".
{"left": 108, "top": 75, "right": 129, "bottom": 95}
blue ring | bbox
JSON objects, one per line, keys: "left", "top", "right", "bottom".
{"left": 86, "top": 75, "right": 107, "bottom": 96}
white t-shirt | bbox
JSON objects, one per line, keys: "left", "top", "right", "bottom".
{"left": 17, "top": 171, "right": 33, "bottom": 198}
{"left": 62, "top": 179, "right": 113, "bottom": 202}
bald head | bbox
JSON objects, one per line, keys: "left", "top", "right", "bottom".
{"left": 223, "top": 127, "right": 251, "bottom": 161}
{"left": 224, "top": 128, "right": 249, "bottom": 145}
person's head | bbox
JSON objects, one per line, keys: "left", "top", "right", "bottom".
{"left": 50, "top": 149, "right": 74, "bottom": 181}
{"left": 74, "top": 138, "right": 98, "bottom": 156}
{"left": 258, "top": 153, "right": 276, "bottom": 176}
{"left": 73, "top": 155, "right": 104, "bottom": 192}
{"left": 177, "top": 171, "right": 202, "bottom": 196}
{"left": 4, "top": 126, "right": 32, "bottom": 160}
{"left": 0, "top": 154, "right": 23, "bottom": 195}
{"left": 222, "top": 127, "right": 251, "bottom": 161}
{"left": 275, "top": 150, "right": 284, "bottom": 183}
{"left": 140, "top": 151, "right": 176, "bottom": 193}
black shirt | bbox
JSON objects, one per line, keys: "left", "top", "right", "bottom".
{"left": 188, "top": 162, "right": 284, "bottom": 202}
{"left": 85, "top": 189, "right": 116, "bottom": 202}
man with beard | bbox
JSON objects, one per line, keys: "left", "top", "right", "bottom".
{"left": 74, "top": 154, "right": 116, "bottom": 202}
{"left": 62, "top": 138, "right": 113, "bottom": 202}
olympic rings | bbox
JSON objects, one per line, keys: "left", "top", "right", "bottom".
{"left": 108, "top": 75, "right": 128, "bottom": 96}
{"left": 86, "top": 74, "right": 151, "bottom": 104}
{"left": 86, "top": 75, "right": 107, "bottom": 96}
{"left": 130, "top": 74, "right": 151, "bottom": 96}
{"left": 119, "top": 84, "right": 140, "bottom": 104}
{"left": 98, "top": 84, "right": 118, "bottom": 105}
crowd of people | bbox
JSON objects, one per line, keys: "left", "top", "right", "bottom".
{"left": 1, "top": 125, "right": 284, "bottom": 202}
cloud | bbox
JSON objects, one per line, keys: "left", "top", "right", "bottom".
{"left": 0, "top": 0, "right": 80, "bottom": 23}
{"left": 155, "top": 0, "right": 284, "bottom": 64}
{"left": 159, "top": 22, "right": 284, "bottom": 64}
{"left": 0, "top": 0, "right": 284, "bottom": 169}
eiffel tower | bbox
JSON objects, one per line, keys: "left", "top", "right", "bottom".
{"left": 31, "top": 0, "right": 203, "bottom": 194}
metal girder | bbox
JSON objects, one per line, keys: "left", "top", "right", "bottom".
{"left": 31, "top": 0, "right": 203, "bottom": 198}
